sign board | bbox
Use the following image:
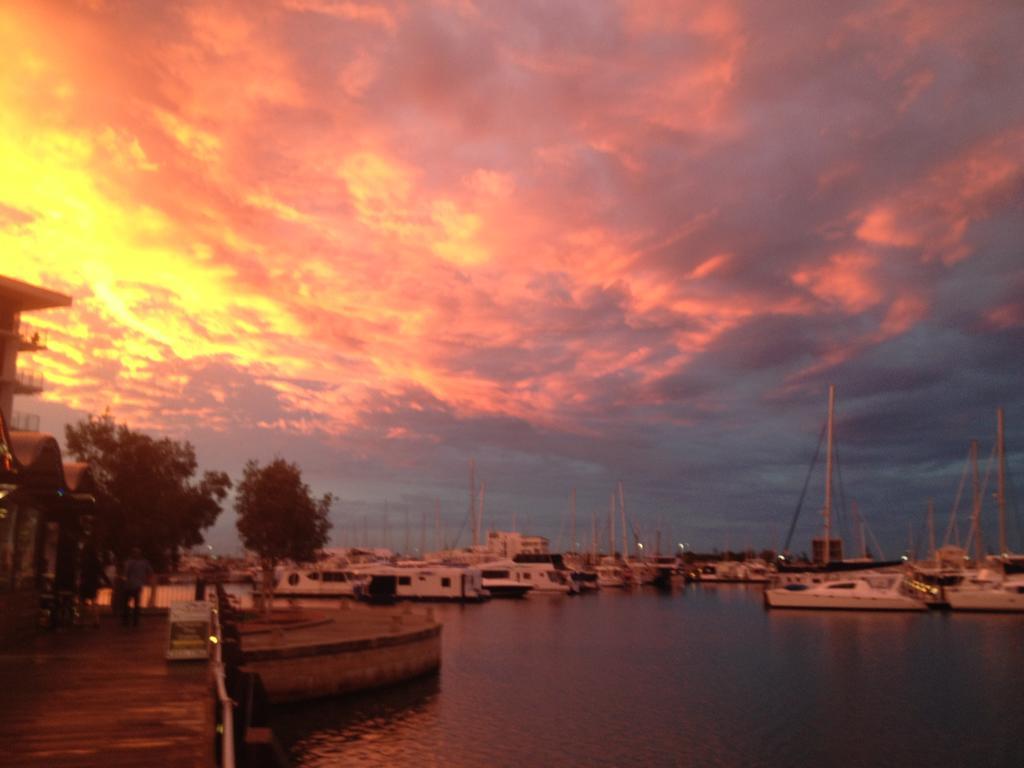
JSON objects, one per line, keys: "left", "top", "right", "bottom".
{"left": 166, "top": 600, "right": 211, "bottom": 661}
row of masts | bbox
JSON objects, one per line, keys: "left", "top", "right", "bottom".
{"left": 819, "top": 384, "right": 1012, "bottom": 563}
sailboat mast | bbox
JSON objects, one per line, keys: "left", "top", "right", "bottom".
{"left": 927, "top": 499, "right": 936, "bottom": 562}
{"left": 478, "top": 482, "right": 486, "bottom": 546}
{"left": 823, "top": 384, "right": 835, "bottom": 562}
{"left": 469, "top": 459, "right": 478, "bottom": 547}
{"left": 434, "top": 499, "right": 441, "bottom": 551}
{"left": 970, "top": 440, "right": 982, "bottom": 562}
{"left": 570, "top": 488, "right": 577, "bottom": 553}
{"left": 404, "top": 508, "right": 410, "bottom": 556}
{"left": 619, "top": 480, "right": 628, "bottom": 561}
{"left": 997, "top": 407, "right": 1007, "bottom": 556}
{"left": 610, "top": 492, "right": 616, "bottom": 557}
{"left": 591, "top": 508, "right": 597, "bottom": 561}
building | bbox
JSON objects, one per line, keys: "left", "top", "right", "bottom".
{"left": 486, "top": 530, "right": 550, "bottom": 558}
{"left": 0, "top": 274, "right": 71, "bottom": 430}
{"left": 0, "top": 275, "right": 93, "bottom": 647}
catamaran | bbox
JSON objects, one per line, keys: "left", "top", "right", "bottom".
{"left": 764, "top": 385, "right": 922, "bottom": 610}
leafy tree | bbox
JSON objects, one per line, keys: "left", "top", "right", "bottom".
{"left": 234, "top": 458, "right": 333, "bottom": 608}
{"left": 65, "top": 413, "right": 231, "bottom": 571}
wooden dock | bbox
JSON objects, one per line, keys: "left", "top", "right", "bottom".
{"left": 0, "top": 612, "right": 214, "bottom": 768}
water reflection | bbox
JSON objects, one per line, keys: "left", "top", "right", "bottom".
{"left": 273, "top": 676, "right": 441, "bottom": 767}
{"left": 275, "top": 586, "right": 1024, "bottom": 768}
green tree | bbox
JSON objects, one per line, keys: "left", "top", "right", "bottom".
{"left": 65, "top": 413, "right": 231, "bottom": 570}
{"left": 234, "top": 458, "right": 333, "bottom": 608}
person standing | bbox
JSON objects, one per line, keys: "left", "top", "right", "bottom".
{"left": 122, "top": 547, "right": 154, "bottom": 627}
{"left": 78, "top": 541, "right": 103, "bottom": 627}
{"left": 103, "top": 553, "right": 120, "bottom": 616}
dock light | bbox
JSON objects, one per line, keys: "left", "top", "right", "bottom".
{"left": 638, "top": 543, "right": 644, "bottom": 550}
{"left": 900, "top": 555, "right": 908, "bottom": 561}
{"left": 209, "top": 635, "right": 219, "bottom": 644}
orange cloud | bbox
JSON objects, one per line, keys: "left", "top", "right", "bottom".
{"left": 792, "top": 253, "right": 883, "bottom": 313}
{"left": 855, "top": 130, "right": 1024, "bottom": 264}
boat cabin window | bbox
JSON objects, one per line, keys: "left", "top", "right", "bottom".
{"left": 398, "top": 576, "right": 411, "bottom": 586}
{"left": 441, "top": 577, "right": 451, "bottom": 587}
{"left": 322, "top": 572, "right": 346, "bottom": 582}
{"left": 828, "top": 583, "right": 856, "bottom": 589}
{"left": 288, "top": 573, "right": 300, "bottom": 586}
{"left": 307, "top": 572, "right": 320, "bottom": 580}
{"left": 482, "top": 570, "right": 508, "bottom": 579}
{"left": 523, "top": 573, "right": 531, "bottom": 579}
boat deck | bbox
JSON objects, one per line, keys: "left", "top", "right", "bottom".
{"left": 0, "top": 612, "right": 213, "bottom": 768}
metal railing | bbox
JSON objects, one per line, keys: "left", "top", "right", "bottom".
{"left": 17, "top": 326, "right": 48, "bottom": 350}
{"left": 14, "top": 369, "right": 44, "bottom": 393}
{"left": 209, "top": 594, "right": 237, "bottom": 768}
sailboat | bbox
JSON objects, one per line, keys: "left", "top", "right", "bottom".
{"left": 946, "top": 408, "right": 1024, "bottom": 612}
{"left": 764, "top": 385, "right": 924, "bottom": 611}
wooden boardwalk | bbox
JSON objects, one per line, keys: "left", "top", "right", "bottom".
{"left": 0, "top": 612, "right": 214, "bottom": 768}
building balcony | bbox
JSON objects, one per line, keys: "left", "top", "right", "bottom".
{"left": 17, "top": 326, "right": 48, "bottom": 352}
{"left": 13, "top": 369, "right": 44, "bottom": 395}
{"left": 9, "top": 411, "right": 40, "bottom": 432}
{"left": 0, "top": 319, "right": 48, "bottom": 352}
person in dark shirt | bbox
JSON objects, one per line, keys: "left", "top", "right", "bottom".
{"left": 78, "top": 541, "right": 104, "bottom": 627}
{"left": 122, "top": 547, "right": 154, "bottom": 627}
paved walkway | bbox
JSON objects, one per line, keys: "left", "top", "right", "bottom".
{"left": 0, "top": 612, "right": 213, "bottom": 768}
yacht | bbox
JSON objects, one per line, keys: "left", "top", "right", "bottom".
{"left": 360, "top": 564, "right": 489, "bottom": 603}
{"left": 764, "top": 572, "right": 925, "bottom": 611}
{"left": 512, "top": 553, "right": 580, "bottom": 594}
{"left": 695, "top": 560, "right": 771, "bottom": 583}
{"left": 945, "top": 569, "right": 1024, "bottom": 612}
{"left": 595, "top": 563, "right": 627, "bottom": 588}
{"left": 273, "top": 565, "right": 367, "bottom": 598}
{"left": 479, "top": 561, "right": 533, "bottom": 598}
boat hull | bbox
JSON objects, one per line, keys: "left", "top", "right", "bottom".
{"left": 765, "top": 591, "right": 925, "bottom": 610}
{"left": 946, "top": 587, "right": 1024, "bottom": 612}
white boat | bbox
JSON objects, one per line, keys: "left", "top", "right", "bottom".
{"left": 696, "top": 560, "right": 770, "bottom": 583}
{"left": 273, "top": 565, "right": 367, "bottom": 598}
{"left": 767, "top": 385, "right": 919, "bottom": 610}
{"left": 595, "top": 563, "right": 627, "bottom": 588}
{"left": 946, "top": 571, "right": 1024, "bottom": 612}
{"left": 624, "top": 560, "right": 657, "bottom": 585}
{"left": 511, "top": 553, "right": 580, "bottom": 594}
{"left": 361, "top": 564, "right": 489, "bottom": 603}
{"left": 479, "top": 561, "right": 533, "bottom": 598}
{"left": 764, "top": 573, "right": 926, "bottom": 611}
{"left": 945, "top": 410, "right": 1024, "bottom": 612}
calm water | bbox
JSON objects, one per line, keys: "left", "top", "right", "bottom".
{"left": 271, "top": 586, "right": 1024, "bottom": 768}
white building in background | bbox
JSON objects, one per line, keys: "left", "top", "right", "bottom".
{"left": 487, "top": 530, "right": 550, "bottom": 558}
{"left": 0, "top": 275, "right": 71, "bottom": 431}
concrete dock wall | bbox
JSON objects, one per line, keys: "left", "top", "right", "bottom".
{"left": 243, "top": 622, "right": 442, "bottom": 703}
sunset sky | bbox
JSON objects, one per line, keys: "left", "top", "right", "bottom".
{"left": 3, "top": 0, "right": 1022, "bottom": 557}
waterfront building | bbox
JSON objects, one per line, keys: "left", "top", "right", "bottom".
{"left": 0, "top": 275, "right": 94, "bottom": 647}
{"left": 486, "top": 530, "right": 550, "bottom": 558}
{"left": 0, "top": 274, "right": 71, "bottom": 429}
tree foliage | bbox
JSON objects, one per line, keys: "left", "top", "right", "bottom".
{"left": 234, "top": 458, "right": 333, "bottom": 567}
{"left": 65, "top": 413, "right": 232, "bottom": 570}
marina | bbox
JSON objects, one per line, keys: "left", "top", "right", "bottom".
{"left": 2, "top": 4, "right": 1024, "bottom": 766}
{"left": 272, "top": 586, "right": 1024, "bottom": 768}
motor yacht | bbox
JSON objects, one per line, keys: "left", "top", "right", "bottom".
{"left": 764, "top": 572, "right": 925, "bottom": 611}
{"left": 479, "top": 561, "right": 533, "bottom": 598}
